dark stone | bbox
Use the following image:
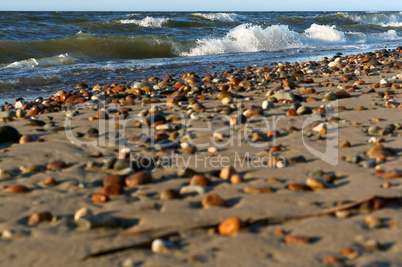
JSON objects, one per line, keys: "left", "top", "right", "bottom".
{"left": 0, "top": 126, "right": 21, "bottom": 144}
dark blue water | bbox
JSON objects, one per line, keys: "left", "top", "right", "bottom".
{"left": 0, "top": 11, "right": 401, "bottom": 100}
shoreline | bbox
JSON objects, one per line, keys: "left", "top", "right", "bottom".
{"left": 0, "top": 47, "right": 401, "bottom": 266}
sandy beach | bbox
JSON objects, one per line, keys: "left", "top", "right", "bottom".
{"left": 0, "top": 48, "right": 401, "bottom": 266}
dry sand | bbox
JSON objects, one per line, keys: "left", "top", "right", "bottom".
{"left": 0, "top": 49, "right": 401, "bottom": 266}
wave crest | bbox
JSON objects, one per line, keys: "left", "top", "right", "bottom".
{"left": 304, "top": 24, "right": 346, "bottom": 42}
{"left": 120, "top": 16, "right": 169, "bottom": 27}
{"left": 192, "top": 13, "right": 239, "bottom": 22}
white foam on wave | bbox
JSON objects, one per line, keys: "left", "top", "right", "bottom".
{"left": 369, "top": 30, "right": 401, "bottom": 41}
{"left": 192, "top": 13, "right": 239, "bottom": 22}
{"left": 303, "top": 24, "right": 346, "bottom": 43}
{"left": 339, "top": 12, "right": 402, "bottom": 27}
{"left": 120, "top": 16, "right": 169, "bottom": 27}
{"left": 4, "top": 53, "right": 76, "bottom": 70}
{"left": 182, "top": 24, "right": 303, "bottom": 57}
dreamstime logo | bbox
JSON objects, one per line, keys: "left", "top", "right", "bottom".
{"left": 64, "top": 99, "right": 339, "bottom": 168}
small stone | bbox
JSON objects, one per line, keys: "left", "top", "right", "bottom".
{"left": 102, "top": 184, "right": 124, "bottom": 195}
{"left": 103, "top": 174, "right": 124, "bottom": 187}
{"left": 190, "top": 174, "right": 211, "bottom": 187}
{"left": 180, "top": 185, "right": 206, "bottom": 195}
{"left": 26, "top": 119, "right": 46, "bottom": 127}
{"left": 340, "top": 140, "right": 351, "bottom": 148}
{"left": 262, "top": 100, "right": 274, "bottom": 110}
{"left": 28, "top": 212, "right": 53, "bottom": 225}
{"left": 368, "top": 126, "right": 381, "bottom": 135}
{"left": 341, "top": 247, "right": 358, "bottom": 260}
{"left": 47, "top": 160, "right": 67, "bottom": 170}
{"left": 288, "top": 155, "right": 307, "bottom": 164}
{"left": 306, "top": 178, "right": 328, "bottom": 191}
{"left": 4, "top": 185, "right": 31, "bottom": 193}
{"left": 366, "top": 145, "right": 384, "bottom": 156}
{"left": 230, "top": 174, "right": 243, "bottom": 184}
{"left": 0, "top": 169, "right": 12, "bottom": 179}
{"left": 218, "top": 217, "right": 242, "bottom": 236}
{"left": 323, "top": 255, "right": 342, "bottom": 264}
{"left": 160, "top": 189, "right": 181, "bottom": 200}
{"left": 113, "top": 159, "right": 131, "bottom": 171}
{"left": 243, "top": 186, "right": 273, "bottom": 194}
{"left": 19, "top": 135, "right": 34, "bottom": 144}
{"left": 91, "top": 193, "right": 109, "bottom": 203}
{"left": 2, "top": 229, "right": 30, "bottom": 239}
{"left": 284, "top": 235, "right": 311, "bottom": 244}
{"left": 183, "top": 144, "right": 197, "bottom": 155}
{"left": 125, "top": 171, "right": 152, "bottom": 187}
{"left": 335, "top": 210, "right": 350, "bottom": 218}
{"left": 74, "top": 207, "right": 94, "bottom": 222}
{"left": 208, "top": 147, "right": 218, "bottom": 153}
{"left": 296, "top": 106, "right": 312, "bottom": 115}
{"left": 44, "top": 177, "right": 57, "bottom": 185}
{"left": 201, "top": 193, "right": 227, "bottom": 208}
{"left": 287, "top": 183, "right": 310, "bottom": 191}
{"left": 381, "top": 169, "right": 402, "bottom": 179}
{"left": 220, "top": 166, "right": 237, "bottom": 180}
{"left": 151, "top": 239, "right": 176, "bottom": 254}
{"left": 365, "top": 216, "right": 383, "bottom": 229}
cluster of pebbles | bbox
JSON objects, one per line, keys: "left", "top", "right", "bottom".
{"left": 0, "top": 48, "right": 401, "bottom": 266}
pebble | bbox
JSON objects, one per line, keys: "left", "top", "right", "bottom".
{"left": 47, "top": 160, "right": 68, "bottom": 170}
{"left": 74, "top": 207, "right": 94, "bottom": 222}
{"left": 284, "top": 235, "right": 311, "bottom": 244}
{"left": 219, "top": 166, "right": 237, "bottom": 180}
{"left": 287, "top": 183, "right": 310, "bottom": 191}
{"left": 190, "top": 174, "right": 211, "bottom": 187}
{"left": 2, "top": 229, "right": 30, "bottom": 239}
{"left": 201, "top": 193, "right": 227, "bottom": 208}
{"left": 365, "top": 216, "right": 383, "bottom": 229}
{"left": 4, "top": 185, "right": 31, "bottom": 193}
{"left": 179, "top": 185, "right": 205, "bottom": 195}
{"left": 218, "top": 217, "right": 242, "bottom": 236}
{"left": 151, "top": 239, "right": 176, "bottom": 254}
{"left": 103, "top": 174, "right": 124, "bottom": 187}
{"left": 28, "top": 212, "right": 53, "bottom": 225}
{"left": 160, "top": 189, "right": 181, "bottom": 200}
{"left": 243, "top": 186, "right": 273, "bottom": 194}
{"left": 19, "top": 135, "right": 34, "bottom": 144}
{"left": 306, "top": 178, "right": 328, "bottom": 191}
{"left": 262, "top": 100, "right": 274, "bottom": 110}
{"left": 0, "top": 169, "right": 12, "bottom": 179}
{"left": 208, "top": 147, "right": 218, "bottom": 153}
{"left": 339, "top": 140, "right": 351, "bottom": 148}
{"left": 230, "top": 174, "right": 243, "bottom": 184}
{"left": 26, "top": 119, "right": 46, "bottom": 127}
{"left": 91, "top": 193, "right": 109, "bottom": 203}
{"left": 125, "top": 171, "right": 152, "bottom": 187}
{"left": 102, "top": 184, "right": 124, "bottom": 195}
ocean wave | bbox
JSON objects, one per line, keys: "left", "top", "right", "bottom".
{"left": 192, "top": 13, "right": 240, "bottom": 22}
{"left": 119, "top": 16, "right": 169, "bottom": 27}
{"left": 337, "top": 12, "right": 402, "bottom": 27}
{"left": 3, "top": 53, "right": 76, "bottom": 69}
{"left": 303, "top": 24, "right": 346, "bottom": 43}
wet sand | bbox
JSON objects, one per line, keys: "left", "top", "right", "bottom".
{"left": 0, "top": 48, "right": 401, "bottom": 266}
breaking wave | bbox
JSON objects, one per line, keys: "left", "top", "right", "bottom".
{"left": 119, "top": 16, "right": 169, "bottom": 27}
{"left": 192, "top": 13, "right": 240, "bottom": 22}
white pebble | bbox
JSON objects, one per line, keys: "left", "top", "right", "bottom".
{"left": 180, "top": 185, "right": 206, "bottom": 195}
{"left": 74, "top": 207, "right": 93, "bottom": 222}
{"left": 151, "top": 239, "right": 176, "bottom": 254}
